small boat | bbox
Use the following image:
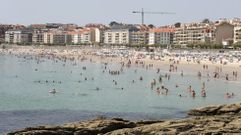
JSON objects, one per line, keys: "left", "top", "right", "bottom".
{"left": 49, "top": 89, "right": 57, "bottom": 94}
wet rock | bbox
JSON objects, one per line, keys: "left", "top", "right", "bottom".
{"left": 7, "top": 118, "right": 136, "bottom": 135}
{"left": 7, "top": 103, "right": 241, "bottom": 135}
{"left": 224, "top": 118, "right": 241, "bottom": 129}
{"left": 188, "top": 105, "right": 223, "bottom": 116}
{"left": 188, "top": 103, "right": 241, "bottom": 116}
{"left": 217, "top": 103, "right": 241, "bottom": 114}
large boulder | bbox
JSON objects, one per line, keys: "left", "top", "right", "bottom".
{"left": 188, "top": 103, "right": 241, "bottom": 116}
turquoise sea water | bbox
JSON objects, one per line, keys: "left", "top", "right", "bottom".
{"left": 0, "top": 53, "right": 240, "bottom": 134}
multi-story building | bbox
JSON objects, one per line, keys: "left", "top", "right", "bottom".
{"left": 104, "top": 24, "right": 138, "bottom": 45}
{"left": 5, "top": 29, "right": 32, "bottom": 44}
{"left": 173, "top": 23, "right": 215, "bottom": 46}
{"left": 94, "top": 28, "right": 106, "bottom": 44}
{"left": 69, "top": 28, "right": 96, "bottom": 44}
{"left": 129, "top": 24, "right": 149, "bottom": 45}
{"left": 70, "top": 31, "right": 81, "bottom": 44}
{"left": 43, "top": 30, "right": 71, "bottom": 45}
{"left": 215, "top": 22, "right": 234, "bottom": 45}
{"left": 32, "top": 30, "right": 46, "bottom": 44}
{"left": 130, "top": 31, "right": 149, "bottom": 45}
{"left": 94, "top": 28, "right": 101, "bottom": 43}
{"left": 80, "top": 28, "right": 95, "bottom": 44}
{"left": 149, "top": 28, "right": 174, "bottom": 46}
{"left": 104, "top": 30, "right": 129, "bottom": 45}
{"left": 85, "top": 24, "right": 108, "bottom": 44}
{"left": 234, "top": 26, "right": 241, "bottom": 44}
{"left": 0, "top": 25, "right": 14, "bottom": 43}
{"left": 4, "top": 30, "right": 14, "bottom": 43}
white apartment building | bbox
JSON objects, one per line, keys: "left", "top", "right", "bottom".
{"left": 95, "top": 28, "right": 101, "bottom": 43}
{"left": 43, "top": 30, "right": 68, "bottom": 44}
{"left": 5, "top": 31, "right": 14, "bottom": 43}
{"left": 148, "top": 28, "right": 174, "bottom": 45}
{"left": 130, "top": 31, "right": 149, "bottom": 45}
{"left": 104, "top": 29, "right": 130, "bottom": 45}
{"left": 94, "top": 28, "right": 106, "bottom": 44}
{"left": 234, "top": 26, "right": 241, "bottom": 44}
{"left": 104, "top": 25, "right": 138, "bottom": 45}
{"left": 69, "top": 28, "right": 96, "bottom": 44}
{"left": 32, "top": 30, "right": 45, "bottom": 44}
{"left": 85, "top": 24, "right": 108, "bottom": 44}
{"left": 5, "top": 29, "right": 32, "bottom": 44}
{"left": 80, "top": 30, "right": 92, "bottom": 44}
{"left": 72, "top": 33, "right": 81, "bottom": 44}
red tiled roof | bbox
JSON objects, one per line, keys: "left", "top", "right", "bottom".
{"left": 149, "top": 28, "right": 175, "bottom": 33}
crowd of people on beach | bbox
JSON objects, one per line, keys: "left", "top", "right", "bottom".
{"left": 0, "top": 46, "right": 240, "bottom": 99}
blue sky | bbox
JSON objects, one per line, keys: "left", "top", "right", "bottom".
{"left": 0, "top": 0, "right": 241, "bottom": 26}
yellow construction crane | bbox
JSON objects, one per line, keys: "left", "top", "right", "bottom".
{"left": 133, "top": 8, "right": 175, "bottom": 24}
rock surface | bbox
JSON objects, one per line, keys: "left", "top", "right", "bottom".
{"left": 7, "top": 103, "right": 241, "bottom": 135}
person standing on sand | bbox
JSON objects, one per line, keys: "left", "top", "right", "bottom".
{"left": 226, "top": 74, "right": 229, "bottom": 81}
{"left": 198, "top": 71, "right": 202, "bottom": 78}
{"left": 157, "top": 68, "right": 160, "bottom": 73}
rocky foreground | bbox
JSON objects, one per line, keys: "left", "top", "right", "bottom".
{"left": 7, "top": 102, "right": 241, "bottom": 135}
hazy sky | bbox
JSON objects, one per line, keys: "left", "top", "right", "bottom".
{"left": 1, "top": 0, "right": 241, "bottom": 26}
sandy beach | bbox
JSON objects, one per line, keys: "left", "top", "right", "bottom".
{"left": 1, "top": 45, "right": 240, "bottom": 83}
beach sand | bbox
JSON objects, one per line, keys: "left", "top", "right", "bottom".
{"left": 1, "top": 45, "right": 240, "bottom": 82}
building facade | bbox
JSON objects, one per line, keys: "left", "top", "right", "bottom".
{"left": 80, "top": 29, "right": 95, "bottom": 44}
{"left": 71, "top": 32, "right": 81, "bottom": 44}
{"left": 0, "top": 25, "right": 14, "bottom": 43}
{"left": 104, "top": 29, "right": 130, "bottom": 45}
{"left": 149, "top": 28, "right": 174, "bottom": 45}
{"left": 5, "top": 29, "right": 32, "bottom": 44}
{"left": 43, "top": 30, "right": 70, "bottom": 45}
{"left": 104, "top": 25, "right": 138, "bottom": 45}
{"left": 215, "top": 22, "right": 234, "bottom": 45}
{"left": 130, "top": 31, "right": 149, "bottom": 45}
{"left": 173, "top": 23, "right": 215, "bottom": 46}
{"left": 234, "top": 26, "right": 241, "bottom": 44}
{"left": 32, "top": 30, "right": 45, "bottom": 44}
{"left": 85, "top": 24, "right": 108, "bottom": 44}
{"left": 69, "top": 28, "right": 96, "bottom": 44}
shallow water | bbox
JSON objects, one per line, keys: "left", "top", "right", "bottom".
{"left": 0, "top": 54, "right": 240, "bottom": 134}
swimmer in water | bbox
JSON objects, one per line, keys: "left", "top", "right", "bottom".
{"left": 191, "top": 90, "right": 196, "bottom": 97}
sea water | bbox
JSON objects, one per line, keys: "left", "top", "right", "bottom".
{"left": 0, "top": 53, "right": 240, "bottom": 134}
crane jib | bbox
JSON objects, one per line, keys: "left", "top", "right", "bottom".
{"left": 132, "top": 8, "right": 176, "bottom": 24}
